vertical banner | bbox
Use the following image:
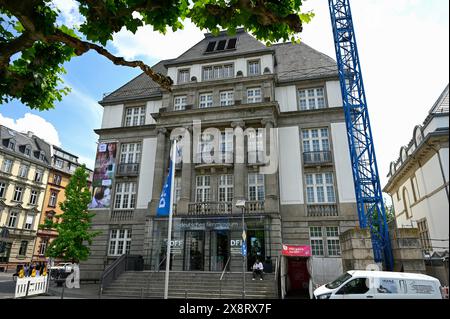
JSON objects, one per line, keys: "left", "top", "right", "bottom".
{"left": 89, "top": 142, "right": 117, "bottom": 209}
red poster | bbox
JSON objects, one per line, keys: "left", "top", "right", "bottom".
{"left": 282, "top": 244, "right": 312, "bottom": 257}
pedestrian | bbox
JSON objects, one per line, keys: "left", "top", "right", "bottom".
{"left": 252, "top": 259, "right": 264, "bottom": 281}
{"left": 24, "top": 263, "right": 29, "bottom": 277}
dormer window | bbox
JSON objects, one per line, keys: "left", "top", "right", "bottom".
{"left": 8, "top": 139, "right": 15, "bottom": 151}
{"left": 204, "top": 38, "right": 237, "bottom": 54}
{"left": 39, "top": 151, "right": 45, "bottom": 161}
{"left": 24, "top": 146, "right": 31, "bottom": 157}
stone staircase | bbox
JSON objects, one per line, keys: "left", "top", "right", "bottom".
{"left": 101, "top": 271, "right": 278, "bottom": 299}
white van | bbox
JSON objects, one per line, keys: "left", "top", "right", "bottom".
{"left": 313, "top": 270, "right": 443, "bottom": 299}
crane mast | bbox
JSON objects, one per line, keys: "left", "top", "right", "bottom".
{"left": 328, "top": 0, "right": 394, "bottom": 270}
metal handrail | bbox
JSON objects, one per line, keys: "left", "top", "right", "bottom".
{"left": 219, "top": 256, "right": 231, "bottom": 298}
{"left": 142, "top": 256, "right": 167, "bottom": 299}
{"left": 99, "top": 254, "right": 127, "bottom": 297}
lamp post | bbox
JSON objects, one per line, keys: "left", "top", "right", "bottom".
{"left": 236, "top": 200, "right": 246, "bottom": 299}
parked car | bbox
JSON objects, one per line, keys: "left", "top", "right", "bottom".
{"left": 313, "top": 270, "right": 443, "bottom": 299}
{"left": 50, "top": 263, "right": 73, "bottom": 273}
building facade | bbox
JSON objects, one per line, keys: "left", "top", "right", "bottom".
{"left": 83, "top": 30, "right": 359, "bottom": 289}
{"left": 32, "top": 146, "right": 91, "bottom": 262}
{"left": 384, "top": 85, "right": 449, "bottom": 256}
{"left": 0, "top": 126, "right": 51, "bottom": 268}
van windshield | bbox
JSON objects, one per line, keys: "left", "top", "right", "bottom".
{"left": 325, "top": 272, "right": 353, "bottom": 289}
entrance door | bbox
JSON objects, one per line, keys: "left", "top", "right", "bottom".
{"left": 287, "top": 258, "right": 310, "bottom": 292}
{"left": 184, "top": 231, "right": 205, "bottom": 271}
{"left": 247, "top": 230, "right": 265, "bottom": 271}
{"left": 210, "top": 230, "right": 230, "bottom": 271}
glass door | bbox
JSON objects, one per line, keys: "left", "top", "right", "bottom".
{"left": 210, "top": 230, "right": 230, "bottom": 271}
{"left": 247, "top": 230, "right": 265, "bottom": 271}
{"left": 184, "top": 231, "right": 205, "bottom": 271}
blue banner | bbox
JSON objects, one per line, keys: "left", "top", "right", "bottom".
{"left": 156, "top": 159, "right": 174, "bottom": 217}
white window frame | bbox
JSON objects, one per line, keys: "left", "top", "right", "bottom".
{"left": 34, "top": 169, "right": 43, "bottom": 183}
{"left": 247, "top": 87, "right": 262, "bottom": 104}
{"left": 18, "top": 164, "right": 29, "bottom": 179}
{"left": 195, "top": 176, "right": 211, "bottom": 202}
{"left": 199, "top": 92, "right": 213, "bottom": 109}
{"left": 248, "top": 60, "right": 261, "bottom": 76}
{"left": 55, "top": 159, "right": 63, "bottom": 169}
{"left": 49, "top": 191, "right": 58, "bottom": 207}
{"left": 13, "top": 186, "right": 24, "bottom": 202}
{"left": 53, "top": 174, "right": 62, "bottom": 185}
{"left": 8, "top": 211, "right": 18, "bottom": 228}
{"left": 1, "top": 158, "right": 13, "bottom": 173}
{"left": 124, "top": 106, "right": 146, "bottom": 127}
{"left": 298, "top": 87, "right": 326, "bottom": 110}
{"left": 220, "top": 131, "right": 234, "bottom": 163}
{"left": 29, "top": 190, "right": 38, "bottom": 205}
{"left": 174, "top": 95, "right": 187, "bottom": 111}
{"left": 219, "top": 175, "right": 234, "bottom": 202}
{"left": 120, "top": 143, "right": 141, "bottom": 164}
{"left": 326, "top": 226, "right": 341, "bottom": 257}
{"left": 248, "top": 173, "right": 265, "bottom": 201}
{"left": 219, "top": 90, "right": 234, "bottom": 106}
{"left": 177, "top": 69, "right": 190, "bottom": 84}
{"left": 108, "top": 229, "right": 132, "bottom": 256}
{"left": 305, "top": 172, "right": 336, "bottom": 204}
{"left": 0, "top": 181, "right": 6, "bottom": 198}
{"left": 202, "top": 64, "right": 234, "bottom": 81}
{"left": 24, "top": 214, "right": 34, "bottom": 230}
{"left": 310, "top": 226, "right": 324, "bottom": 256}
{"left": 301, "top": 128, "right": 330, "bottom": 153}
{"left": 38, "top": 239, "right": 48, "bottom": 256}
{"left": 114, "top": 182, "right": 136, "bottom": 209}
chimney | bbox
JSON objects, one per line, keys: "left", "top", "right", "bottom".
{"left": 27, "top": 131, "right": 34, "bottom": 138}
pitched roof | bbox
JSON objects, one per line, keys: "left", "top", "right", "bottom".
{"left": 100, "top": 60, "right": 172, "bottom": 105}
{"left": 273, "top": 41, "right": 338, "bottom": 82}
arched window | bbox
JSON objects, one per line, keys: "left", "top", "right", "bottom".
{"left": 414, "top": 126, "right": 423, "bottom": 146}
{"left": 402, "top": 187, "right": 412, "bottom": 219}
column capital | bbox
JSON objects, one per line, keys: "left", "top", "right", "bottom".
{"left": 261, "top": 119, "right": 276, "bottom": 128}
{"left": 231, "top": 121, "right": 245, "bottom": 129}
{"left": 156, "top": 127, "right": 168, "bottom": 136}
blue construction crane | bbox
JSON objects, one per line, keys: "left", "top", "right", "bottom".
{"left": 328, "top": 0, "right": 394, "bottom": 270}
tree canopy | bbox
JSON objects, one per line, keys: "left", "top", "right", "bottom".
{"left": 0, "top": 0, "right": 314, "bottom": 110}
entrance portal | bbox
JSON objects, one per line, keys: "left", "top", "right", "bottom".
{"left": 210, "top": 230, "right": 230, "bottom": 271}
{"left": 247, "top": 230, "right": 265, "bottom": 271}
{"left": 287, "top": 258, "right": 310, "bottom": 294}
{"left": 184, "top": 231, "right": 205, "bottom": 271}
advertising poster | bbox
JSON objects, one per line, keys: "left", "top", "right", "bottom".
{"left": 88, "top": 142, "right": 117, "bottom": 209}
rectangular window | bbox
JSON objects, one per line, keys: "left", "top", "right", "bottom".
{"left": 417, "top": 219, "right": 432, "bottom": 252}
{"left": 49, "top": 191, "right": 58, "bottom": 207}
{"left": 301, "top": 128, "right": 330, "bottom": 155}
{"left": 18, "top": 241, "right": 28, "bottom": 256}
{"left": 108, "top": 229, "right": 132, "bottom": 256}
{"left": 13, "top": 186, "right": 23, "bottom": 202}
{"left": 120, "top": 143, "right": 141, "bottom": 164}
{"left": 220, "top": 131, "right": 234, "bottom": 163}
{"left": 177, "top": 69, "right": 190, "bottom": 84}
{"left": 248, "top": 173, "right": 265, "bottom": 201}
{"left": 174, "top": 177, "right": 181, "bottom": 204}
{"left": 29, "top": 190, "right": 38, "bottom": 205}
{"left": 0, "top": 182, "right": 6, "bottom": 198}
{"left": 310, "top": 227, "right": 324, "bottom": 256}
{"left": 1, "top": 159, "right": 13, "bottom": 173}
{"left": 38, "top": 239, "right": 48, "bottom": 256}
{"left": 219, "top": 175, "right": 234, "bottom": 202}
{"left": 18, "top": 164, "right": 29, "bottom": 179}
{"left": 55, "top": 159, "right": 64, "bottom": 169}
{"left": 202, "top": 64, "right": 233, "bottom": 81}
{"left": 247, "top": 88, "right": 262, "bottom": 104}
{"left": 8, "top": 211, "right": 18, "bottom": 228}
{"left": 114, "top": 182, "right": 136, "bottom": 209}
{"left": 195, "top": 176, "right": 211, "bottom": 202}
{"left": 220, "top": 90, "right": 234, "bottom": 106}
{"left": 34, "top": 169, "right": 43, "bottom": 183}
{"left": 248, "top": 60, "right": 261, "bottom": 76}
{"left": 298, "top": 87, "right": 326, "bottom": 110}
{"left": 247, "top": 129, "right": 264, "bottom": 164}
{"left": 199, "top": 92, "right": 213, "bottom": 108}
{"left": 8, "top": 140, "right": 15, "bottom": 150}
{"left": 53, "top": 174, "right": 62, "bottom": 185}
{"left": 24, "top": 215, "right": 34, "bottom": 230}
{"left": 326, "top": 226, "right": 341, "bottom": 256}
{"left": 174, "top": 95, "right": 187, "bottom": 111}
{"left": 305, "top": 173, "right": 336, "bottom": 203}
{"left": 124, "top": 106, "right": 146, "bottom": 127}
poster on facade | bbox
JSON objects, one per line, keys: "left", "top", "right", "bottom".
{"left": 88, "top": 142, "right": 117, "bottom": 209}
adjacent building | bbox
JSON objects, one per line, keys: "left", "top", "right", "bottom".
{"left": 32, "top": 145, "right": 92, "bottom": 262}
{"left": 0, "top": 126, "right": 51, "bottom": 268}
{"left": 83, "top": 29, "right": 360, "bottom": 293}
{"left": 383, "top": 84, "right": 449, "bottom": 283}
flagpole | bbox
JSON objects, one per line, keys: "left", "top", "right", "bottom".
{"left": 164, "top": 139, "right": 177, "bottom": 299}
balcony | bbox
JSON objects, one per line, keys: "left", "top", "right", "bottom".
{"left": 307, "top": 204, "right": 338, "bottom": 217}
{"left": 194, "top": 151, "right": 234, "bottom": 167}
{"left": 303, "top": 151, "right": 333, "bottom": 166}
{"left": 246, "top": 201, "right": 265, "bottom": 213}
{"left": 110, "top": 210, "right": 134, "bottom": 222}
{"left": 247, "top": 151, "right": 266, "bottom": 165}
{"left": 116, "top": 163, "right": 140, "bottom": 176}
{"left": 188, "top": 202, "right": 233, "bottom": 215}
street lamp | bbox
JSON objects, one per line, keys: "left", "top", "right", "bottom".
{"left": 236, "top": 200, "right": 246, "bottom": 299}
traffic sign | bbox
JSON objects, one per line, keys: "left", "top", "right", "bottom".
{"left": 241, "top": 241, "right": 247, "bottom": 257}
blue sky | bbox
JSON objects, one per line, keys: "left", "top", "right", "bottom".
{"left": 0, "top": 0, "right": 449, "bottom": 186}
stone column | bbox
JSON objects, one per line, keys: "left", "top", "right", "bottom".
{"left": 261, "top": 119, "right": 279, "bottom": 214}
{"left": 177, "top": 126, "right": 193, "bottom": 214}
{"left": 231, "top": 121, "right": 246, "bottom": 213}
{"left": 211, "top": 168, "right": 218, "bottom": 202}
{"left": 149, "top": 128, "right": 167, "bottom": 216}
{"left": 340, "top": 228, "right": 376, "bottom": 272}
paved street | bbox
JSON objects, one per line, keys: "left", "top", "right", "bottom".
{"left": 0, "top": 271, "right": 15, "bottom": 299}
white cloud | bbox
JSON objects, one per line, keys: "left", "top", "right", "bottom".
{"left": 0, "top": 113, "right": 62, "bottom": 146}
{"left": 52, "top": 0, "right": 85, "bottom": 27}
{"left": 76, "top": 154, "right": 95, "bottom": 171}
{"left": 111, "top": 19, "right": 205, "bottom": 61}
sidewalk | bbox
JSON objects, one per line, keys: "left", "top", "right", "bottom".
{"left": 46, "top": 282, "right": 101, "bottom": 299}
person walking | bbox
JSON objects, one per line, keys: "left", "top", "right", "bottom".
{"left": 252, "top": 259, "right": 264, "bottom": 281}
